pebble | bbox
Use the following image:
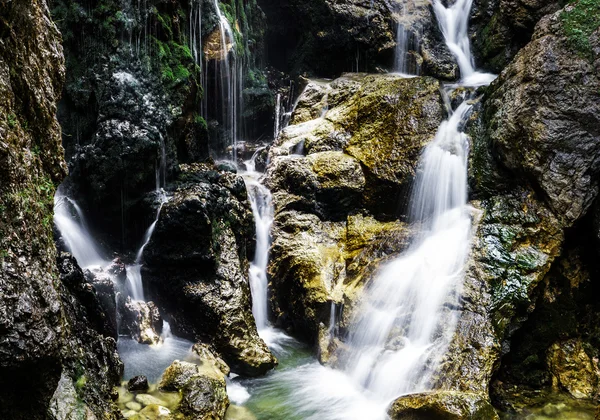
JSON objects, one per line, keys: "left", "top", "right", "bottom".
{"left": 135, "top": 393, "right": 166, "bottom": 406}
{"left": 125, "top": 401, "right": 143, "bottom": 411}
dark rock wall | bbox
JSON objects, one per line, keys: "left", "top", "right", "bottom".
{"left": 0, "top": 1, "right": 122, "bottom": 418}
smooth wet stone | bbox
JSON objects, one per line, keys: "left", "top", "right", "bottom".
{"left": 122, "top": 410, "right": 138, "bottom": 419}
{"left": 136, "top": 404, "right": 171, "bottom": 420}
{"left": 135, "top": 394, "right": 166, "bottom": 407}
{"left": 388, "top": 391, "right": 499, "bottom": 419}
{"left": 128, "top": 375, "right": 149, "bottom": 393}
{"left": 126, "top": 401, "right": 143, "bottom": 411}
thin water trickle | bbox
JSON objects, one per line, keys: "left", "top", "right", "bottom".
{"left": 242, "top": 150, "right": 274, "bottom": 331}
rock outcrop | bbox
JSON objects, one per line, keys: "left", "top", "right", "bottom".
{"left": 470, "top": 0, "right": 563, "bottom": 73}
{"left": 0, "top": 1, "right": 122, "bottom": 417}
{"left": 265, "top": 73, "right": 444, "bottom": 344}
{"left": 144, "top": 164, "right": 276, "bottom": 376}
{"left": 388, "top": 391, "right": 499, "bottom": 420}
{"left": 436, "top": 1, "right": 600, "bottom": 401}
{"left": 258, "top": 0, "right": 458, "bottom": 78}
{"left": 484, "top": 7, "right": 600, "bottom": 227}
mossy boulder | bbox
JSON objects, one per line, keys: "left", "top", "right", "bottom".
{"left": 264, "top": 72, "right": 442, "bottom": 345}
{"left": 547, "top": 339, "right": 600, "bottom": 400}
{"left": 388, "top": 391, "right": 499, "bottom": 419}
{"left": 159, "top": 359, "right": 229, "bottom": 420}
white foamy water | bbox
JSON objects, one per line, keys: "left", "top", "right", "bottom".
{"left": 54, "top": 189, "right": 106, "bottom": 269}
{"left": 433, "top": 0, "right": 496, "bottom": 86}
{"left": 240, "top": 101, "right": 476, "bottom": 420}
{"left": 242, "top": 151, "right": 274, "bottom": 331}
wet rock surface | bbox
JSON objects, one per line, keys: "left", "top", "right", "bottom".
{"left": 484, "top": 8, "right": 600, "bottom": 227}
{"left": 0, "top": 1, "right": 122, "bottom": 417}
{"left": 265, "top": 73, "right": 442, "bottom": 343}
{"left": 388, "top": 391, "right": 499, "bottom": 419}
{"left": 144, "top": 164, "right": 276, "bottom": 375}
{"left": 258, "top": 0, "right": 459, "bottom": 78}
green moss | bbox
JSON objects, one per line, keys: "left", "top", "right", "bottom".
{"left": 6, "top": 113, "right": 17, "bottom": 129}
{"left": 194, "top": 114, "right": 208, "bottom": 130}
{"left": 561, "top": 0, "right": 600, "bottom": 58}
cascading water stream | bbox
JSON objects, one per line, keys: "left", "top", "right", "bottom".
{"left": 341, "top": 102, "right": 472, "bottom": 400}
{"left": 53, "top": 189, "right": 106, "bottom": 269}
{"left": 432, "top": 0, "right": 496, "bottom": 85}
{"left": 242, "top": 151, "right": 274, "bottom": 332}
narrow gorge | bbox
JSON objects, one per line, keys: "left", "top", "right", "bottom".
{"left": 1, "top": 0, "right": 599, "bottom": 419}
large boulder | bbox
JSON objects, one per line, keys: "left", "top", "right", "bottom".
{"left": 388, "top": 391, "right": 499, "bottom": 419}
{"left": 144, "top": 164, "right": 276, "bottom": 376}
{"left": 159, "top": 357, "right": 229, "bottom": 420}
{"left": 265, "top": 73, "right": 442, "bottom": 344}
{"left": 484, "top": 6, "right": 600, "bottom": 227}
{"left": 547, "top": 338, "right": 600, "bottom": 400}
{"left": 388, "top": 391, "right": 499, "bottom": 420}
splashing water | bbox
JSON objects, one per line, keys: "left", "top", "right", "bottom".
{"left": 126, "top": 190, "right": 168, "bottom": 302}
{"left": 240, "top": 102, "right": 475, "bottom": 420}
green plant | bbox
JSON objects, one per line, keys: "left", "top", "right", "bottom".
{"left": 561, "top": 0, "right": 600, "bottom": 58}
{"left": 7, "top": 113, "right": 17, "bottom": 129}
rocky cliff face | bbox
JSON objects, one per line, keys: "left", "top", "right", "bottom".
{"left": 0, "top": 1, "right": 122, "bottom": 418}
{"left": 264, "top": 73, "right": 444, "bottom": 347}
{"left": 437, "top": 1, "right": 600, "bottom": 408}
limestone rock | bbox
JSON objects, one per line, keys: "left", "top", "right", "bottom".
{"left": 144, "top": 164, "right": 276, "bottom": 376}
{"left": 159, "top": 360, "right": 229, "bottom": 420}
{"left": 547, "top": 339, "right": 600, "bottom": 399}
{"left": 470, "top": 0, "right": 561, "bottom": 72}
{"left": 484, "top": 8, "right": 600, "bottom": 227}
{"left": 127, "top": 376, "right": 149, "bottom": 393}
{"left": 265, "top": 73, "right": 441, "bottom": 343}
{"left": 388, "top": 391, "right": 499, "bottom": 419}
{"left": 120, "top": 298, "right": 163, "bottom": 345}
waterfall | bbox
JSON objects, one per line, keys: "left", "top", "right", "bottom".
{"left": 201, "top": 0, "right": 243, "bottom": 161}
{"left": 341, "top": 102, "right": 472, "bottom": 399}
{"left": 189, "top": 0, "right": 203, "bottom": 65}
{"left": 243, "top": 151, "right": 274, "bottom": 331}
{"left": 53, "top": 188, "right": 106, "bottom": 269}
{"left": 432, "top": 0, "right": 496, "bottom": 85}
{"left": 126, "top": 190, "right": 167, "bottom": 302}
{"left": 273, "top": 93, "right": 282, "bottom": 140}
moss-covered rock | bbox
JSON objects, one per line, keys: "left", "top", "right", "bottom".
{"left": 483, "top": 7, "right": 600, "bottom": 227}
{"left": 264, "top": 73, "right": 440, "bottom": 344}
{"left": 547, "top": 338, "right": 600, "bottom": 399}
{"left": 159, "top": 359, "right": 229, "bottom": 420}
{"left": 0, "top": 1, "right": 122, "bottom": 417}
{"left": 388, "top": 391, "right": 499, "bottom": 419}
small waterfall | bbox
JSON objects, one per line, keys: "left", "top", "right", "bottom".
{"left": 54, "top": 189, "right": 106, "bottom": 269}
{"left": 342, "top": 102, "right": 472, "bottom": 400}
{"left": 126, "top": 190, "right": 168, "bottom": 302}
{"left": 243, "top": 151, "right": 274, "bottom": 331}
{"left": 433, "top": 0, "right": 495, "bottom": 85}
{"left": 273, "top": 93, "right": 282, "bottom": 140}
{"left": 189, "top": 0, "right": 203, "bottom": 65}
{"left": 201, "top": 0, "right": 243, "bottom": 161}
